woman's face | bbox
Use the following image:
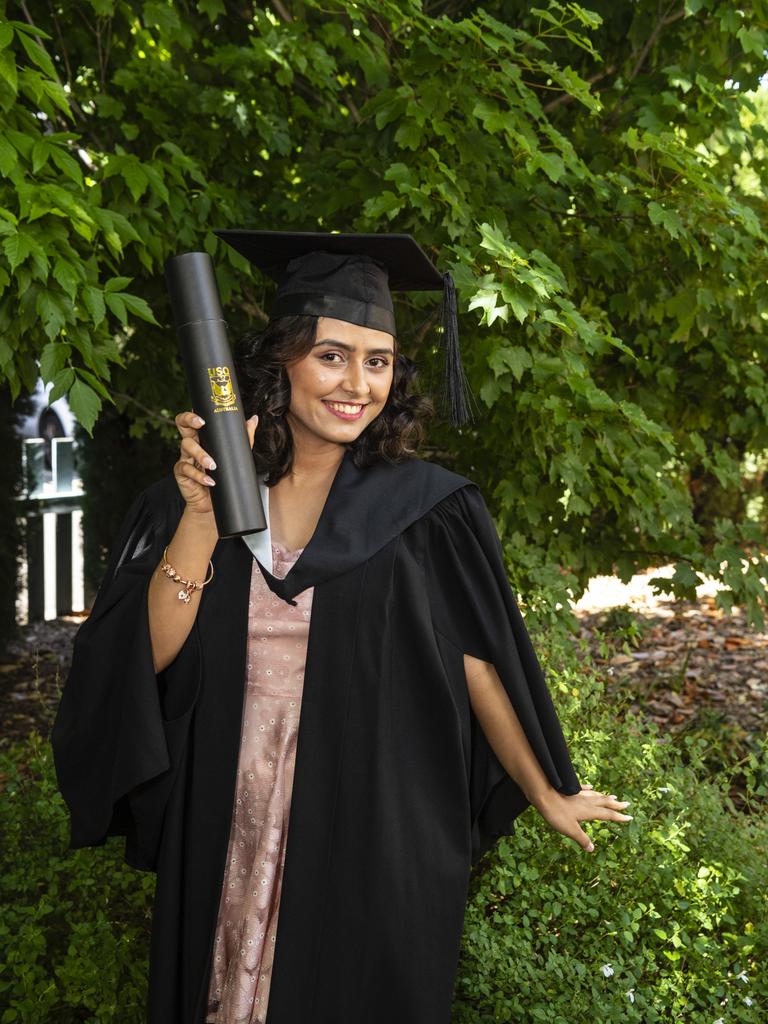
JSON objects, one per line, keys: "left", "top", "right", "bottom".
{"left": 285, "top": 316, "right": 395, "bottom": 447}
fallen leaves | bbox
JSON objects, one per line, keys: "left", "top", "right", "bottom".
{"left": 577, "top": 594, "right": 767, "bottom": 741}
{"left": 0, "top": 617, "right": 84, "bottom": 750}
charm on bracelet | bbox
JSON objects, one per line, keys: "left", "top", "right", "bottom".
{"left": 160, "top": 546, "right": 215, "bottom": 603}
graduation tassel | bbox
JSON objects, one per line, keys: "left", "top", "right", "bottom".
{"left": 440, "top": 271, "right": 474, "bottom": 428}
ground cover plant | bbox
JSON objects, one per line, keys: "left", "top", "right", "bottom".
{"left": 0, "top": 730, "right": 154, "bottom": 1023}
{"left": 1, "top": 630, "right": 765, "bottom": 1023}
{"left": 453, "top": 635, "right": 768, "bottom": 1022}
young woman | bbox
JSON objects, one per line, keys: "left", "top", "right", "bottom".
{"left": 52, "top": 233, "right": 632, "bottom": 1024}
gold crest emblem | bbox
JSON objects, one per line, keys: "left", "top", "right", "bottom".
{"left": 207, "top": 366, "right": 236, "bottom": 409}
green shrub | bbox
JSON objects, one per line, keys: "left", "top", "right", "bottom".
{"left": 1, "top": 632, "right": 765, "bottom": 1023}
{"left": 0, "top": 733, "right": 153, "bottom": 1024}
{"left": 592, "top": 604, "right": 651, "bottom": 652}
{"left": 452, "top": 637, "right": 768, "bottom": 1023}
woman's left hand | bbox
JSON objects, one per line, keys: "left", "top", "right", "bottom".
{"left": 534, "top": 784, "right": 633, "bottom": 853}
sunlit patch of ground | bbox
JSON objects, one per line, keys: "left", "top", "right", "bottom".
{"left": 573, "top": 563, "right": 727, "bottom": 617}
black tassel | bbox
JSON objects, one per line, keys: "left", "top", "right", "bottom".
{"left": 440, "top": 272, "right": 474, "bottom": 427}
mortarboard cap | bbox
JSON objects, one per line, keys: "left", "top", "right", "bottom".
{"left": 213, "top": 230, "right": 473, "bottom": 427}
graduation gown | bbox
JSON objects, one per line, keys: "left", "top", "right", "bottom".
{"left": 51, "top": 448, "right": 581, "bottom": 1024}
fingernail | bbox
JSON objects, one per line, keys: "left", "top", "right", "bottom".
{"left": 587, "top": 842, "right": 595, "bottom": 852}
{"left": 194, "top": 416, "right": 205, "bottom": 426}
{"left": 204, "top": 475, "right": 216, "bottom": 486}
{"left": 204, "top": 457, "right": 217, "bottom": 470}
{"left": 623, "top": 815, "right": 633, "bottom": 820}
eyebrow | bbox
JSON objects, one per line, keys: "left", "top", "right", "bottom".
{"left": 313, "top": 338, "right": 395, "bottom": 357}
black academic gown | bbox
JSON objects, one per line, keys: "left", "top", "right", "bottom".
{"left": 51, "top": 448, "right": 581, "bottom": 1024}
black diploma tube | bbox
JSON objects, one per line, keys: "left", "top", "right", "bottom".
{"left": 164, "top": 251, "right": 267, "bottom": 538}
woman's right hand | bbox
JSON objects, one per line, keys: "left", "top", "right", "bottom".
{"left": 173, "top": 410, "right": 259, "bottom": 517}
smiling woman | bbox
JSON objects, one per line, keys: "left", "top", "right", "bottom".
{"left": 235, "top": 312, "right": 434, "bottom": 482}
{"left": 294, "top": 322, "right": 393, "bottom": 427}
{"left": 52, "top": 231, "right": 630, "bottom": 1024}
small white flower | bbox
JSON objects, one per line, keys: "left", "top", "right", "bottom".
{"left": 744, "top": 996, "right": 753, "bottom": 1006}
{"left": 600, "top": 963, "right": 615, "bottom": 978}
{"left": 737, "top": 971, "right": 748, "bottom": 983}
{"left": 658, "top": 786, "right": 671, "bottom": 793}
{"left": 626, "top": 988, "right": 635, "bottom": 1003}
{"left": 714, "top": 1018, "right": 725, "bottom": 1024}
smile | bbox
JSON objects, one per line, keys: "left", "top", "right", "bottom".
{"left": 322, "top": 401, "right": 368, "bottom": 420}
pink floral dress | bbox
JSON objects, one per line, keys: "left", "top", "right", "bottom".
{"left": 205, "top": 541, "right": 314, "bottom": 1024}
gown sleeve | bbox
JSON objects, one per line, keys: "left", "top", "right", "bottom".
{"left": 50, "top": 474, "right": 202, "bottom": 871}
{"left": 425, "top": 483, "right": 582, "bottom": 865}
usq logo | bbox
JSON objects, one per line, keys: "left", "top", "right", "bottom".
{"left": 207, "top": 366, "right": 237, "bottom": 409}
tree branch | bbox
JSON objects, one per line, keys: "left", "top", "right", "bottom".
{"left": 270, "top": 0, "right": 292, "bottom": 22}
{"left": 629, "top": 2, "right": 685, "bottom": 81}
{"left": 46, "top": 0, "right": 72, "bottom": 83}
{"left": 542, "top": 4, "right": 686, "bottom": 115}
{"left": 19, "top": 0, "right": 49, "bottom": 50}
{"left": 543, "top": 66, "right": 616, "bottom": 113}
{"left": 112, "top": 391, "right": 176, "bottom": 426}
{"left": 412, "top": 309, "right": 440, "bottom": 350}
{"left": 241, "top": 288, "right": 269, "bottom": 324}
{"left": 342, "top": 92, "right": 362, "bottom": 124}
{"left": 20, "top": 0, "right": 107, "bottom": 152}
{"left": 97, "top": 14, "right": 114, "bottom": 92}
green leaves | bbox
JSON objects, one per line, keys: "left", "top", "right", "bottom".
{"left": 488, "top": 344, "right": 534, "bottom": 382}
{"left": 736, "top": 25, "right": 767, "bottom": 55}
{"left": 52, "top": 258, "right": 79, "bottom": 299}
{"left": 647, "top": 201, "right": 683, "bottom": 240}
{"left": 2, "top": 231, "right": 30, "bottom": 271}
{"left": 0, "top": 48, "right": 18, "bottom": 101}
{"left": 526, "top": 150, "right": 566, "bottom": 183}
{"left": 35, "top": 289, "right": 70, "bottom": 340}
{"left": 459, "top": 630, "right": 768, "bottom": 1021}
{"left": 47, "top": 367, "right": 75, "bottom": 404}
{"left": 39, "top": 341, "right": 71, "bottom": 381}
{"left": 0, "top": 735, "right": 156, "bottom": 1022}
{"left": 472, "top": 99, "right": 513, "bottom": 136}
{"left": 0, "top": 0, "right": 766, "bottom": 619}
{"left": 104, "top": 153, "right": 150, "bottom": 203}
{"left": 81, "top": 286, "right": 105, "bottom": 327}
{"left": 16, "top": 27, "right": 57, "bottom": 82}
{"left": 0, "top": 19, "right": 164, "bottom": 435}
{"left": 69, "top": 377, "right": 102, "bottom": 433}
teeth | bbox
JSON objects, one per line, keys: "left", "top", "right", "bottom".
{"left": 325, "top": 402, "right": 363, "bottom": 414}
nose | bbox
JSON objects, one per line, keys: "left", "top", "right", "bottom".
{"left": 342, "top": 359, "right": 370, "bottom": 396}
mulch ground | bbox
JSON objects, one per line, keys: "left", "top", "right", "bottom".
{"left": 0, "top": 615, "right": 85, "bottom": 750}
{"left": 577, "top": 595, "right": 767, "bottom": 739}
{"left": 574, "top": 594, "right": 767, "bottom": 811}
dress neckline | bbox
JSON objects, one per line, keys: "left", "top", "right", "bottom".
{"left": 268, "top": 540, "right": 306, "bottom": 583}
{"left": 271, "top": 539, "right": 305, "bottom": 560}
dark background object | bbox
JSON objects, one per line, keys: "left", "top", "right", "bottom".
{"left": 164, "top": 252, "right": 266, "bottom": 538}
{"left": 76, "top": 409, "right": 176, "bottom": 608}
{"left": 0, "top": 386, "right": 31, "bottom": 657}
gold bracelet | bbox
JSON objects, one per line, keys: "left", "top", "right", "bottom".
{"left": 160, "top": 545, "right": 214, "bottom": 604}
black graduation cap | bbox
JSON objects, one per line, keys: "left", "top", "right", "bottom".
{"left": 213, "top": 229, "right": 473, "bottom": 427}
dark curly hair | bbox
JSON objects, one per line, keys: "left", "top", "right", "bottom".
{"left": 234, "top": 315, "right": 434, "bottom": 484}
